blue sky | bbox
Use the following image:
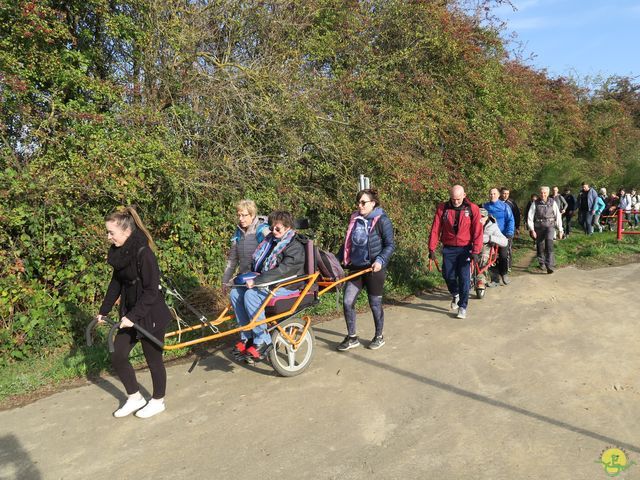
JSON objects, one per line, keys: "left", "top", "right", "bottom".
{"left": 493, "top": 0, "right": 640, "bottom": 79}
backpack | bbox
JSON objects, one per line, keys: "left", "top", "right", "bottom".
{"left": 316, "top": 248, "right": 345, "bottom": 282}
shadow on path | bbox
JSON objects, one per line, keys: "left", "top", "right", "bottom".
{"left": 385, "top": 290, "right": 451, "bottom": 314}
{"left": 0, "top": 435, "right": 42, "bottom": 480}
{"left": 313, "top": 327, "right": 640, "bottom": 454}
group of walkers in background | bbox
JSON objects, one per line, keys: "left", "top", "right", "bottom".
{"left": 428, "top": 181, "right": 640, "bottom": 321}
{"left": 569, "top": 183, "right": 640, "bottom": 235}
{"left": 95, "top": 181, "right": 638, "bottom": 419}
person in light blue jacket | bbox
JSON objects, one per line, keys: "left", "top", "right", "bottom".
{"left": 592, "top": 195, "right": 606, "bottom": 233}
{"left": 483, "top": 188, "right": 514, "bottom": 285}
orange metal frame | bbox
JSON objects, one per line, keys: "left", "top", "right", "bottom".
{"left": 162, "top": 268, "right": 372, "bottom": 351}
{"left": 472, "top": 244, "right": 498, "bottom": 277}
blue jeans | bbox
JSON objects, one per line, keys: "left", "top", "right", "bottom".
{"left": 579, "top": 211, "right": 594, "bottom": 235}
{"left": 441, "top": 246, "right": 472, "bottom": 309}
{"left": 230, "top": 286, "right": 296, "bottom": 345}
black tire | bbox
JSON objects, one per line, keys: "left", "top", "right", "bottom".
{"left": 476, "top": 288, "right": 485, "bottom": 299}
{"left": 269, "top": 317, "right": 315, "bottom": 377}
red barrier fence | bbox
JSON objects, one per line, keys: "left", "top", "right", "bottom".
{"left": 616, "top": 209, "right": 640, "bottom": 240}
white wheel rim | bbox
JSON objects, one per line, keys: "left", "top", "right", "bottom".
{"left": 273, "top": 322, "right": 313, "bottom": 372}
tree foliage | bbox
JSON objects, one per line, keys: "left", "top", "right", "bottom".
{"left": 1, "top": 0, "right": 639, "bottom": 363}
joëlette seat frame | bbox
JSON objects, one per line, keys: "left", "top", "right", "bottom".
{"left": 162, "top": 238, "right": 371, "bottom": 352}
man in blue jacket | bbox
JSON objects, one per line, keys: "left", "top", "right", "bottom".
{"left": 576, "top": 182, "right": 598, "bottom": 235}
{"left": 483, "top": 188, "right": 515, "bottom": 285}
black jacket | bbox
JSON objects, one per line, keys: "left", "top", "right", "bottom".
{"left": 99, "top": 230, "right": 171, "bottom": 332}
{"left": 256, "top": 234, "right": 307, "bottom": 287}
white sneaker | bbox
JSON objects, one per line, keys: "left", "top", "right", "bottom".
{"left": 135, "top": 398, "right": 165, "bottom": 418}
{"left": 456, "top": 307, "right": 467, "bottom": 319}
{"left": 450, "top": 295, "right": 459, "bottom": 310}
{"left": 113, "top": 395, "right": 147, "bottom": 418}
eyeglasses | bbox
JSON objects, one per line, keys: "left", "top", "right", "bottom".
{"left": 358, "top": 200, "right": 373, "bottom": 206}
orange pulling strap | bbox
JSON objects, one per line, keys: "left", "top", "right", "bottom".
{"left": 428, "top": 257, "right": 441, "bottom": 272}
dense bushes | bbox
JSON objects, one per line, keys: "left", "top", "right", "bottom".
{"left": 1, "top": 0, "right": 639, "bottom": 363}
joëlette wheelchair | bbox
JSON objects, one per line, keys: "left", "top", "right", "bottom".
{"left": 427, "top": 243, "right": 498, "bottom": 300}
{"left": 470, "top": 244, "right": 498, "bottom": 299}
{"left": 87, "top": 228, "right": 371, "bottom": 377}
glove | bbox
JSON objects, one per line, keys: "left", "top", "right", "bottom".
{"left": 472, "top": 253, "right": 481, "bottom": 265}
{"left": 428, "top": 251, "right": 437, "bottom": 261}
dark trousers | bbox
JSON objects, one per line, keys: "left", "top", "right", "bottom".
{"left": 343, "top": 268, "right": 386, "bottom": 337}
{"left": 497, "top": 244, "right": 509, "bottom": 275}
{"left": 535, "top": 225, "right": 555, "bottom": 270}
{"left": 441, "top": 246, "right": 472, "bottom": 309}
{"left": 112, "top": 326, "right": 167, "bottom": 399}
{"left": 563, "top": 212, "right": 573, "bottom": 235}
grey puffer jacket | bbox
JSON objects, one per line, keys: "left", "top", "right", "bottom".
{"left": 222, "top": 216, "right": 269, "bottom": 284}
{"left": 482, "top": 218, "right": 508, "bottom": 247}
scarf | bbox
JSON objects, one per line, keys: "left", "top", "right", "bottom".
{"left": 107, "top": 229, "right": 149, "bottom": 271}
{"left": 252, "top": 229, "right": 296, "bottom": 273}
{"left": 342, "top": 207, "right": 384, "bottom": 265}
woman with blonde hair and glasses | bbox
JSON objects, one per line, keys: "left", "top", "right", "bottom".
{"left": 222, "top": 199, "right": 270, "bottom": 289}
{"left": 96, "top": 206, "right": 171, "bottom": 418}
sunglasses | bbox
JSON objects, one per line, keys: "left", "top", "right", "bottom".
{"left": 358, "top": 200, "right": 373, "bottom": 206}
{"left": 271, "top": 225, "right": 286, "bottom": 233}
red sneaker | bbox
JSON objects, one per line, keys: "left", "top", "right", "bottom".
{"left": 231, "top": 340, "right": 251, "bottom": 359}
{"left": 244, "top": 343, "right": 273, "bottom": 365}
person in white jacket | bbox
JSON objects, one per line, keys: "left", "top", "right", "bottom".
{"left": 527, "top": 186, "right": 563, "bottom": 273}
{"left": 630, "top": 188, "right": 640, "bottom": 229}
{"left": 618, "top": 188, "right": 634, "bottom": 230}
{"left": 477, "top": 208, "right": 508, "bottom": 288}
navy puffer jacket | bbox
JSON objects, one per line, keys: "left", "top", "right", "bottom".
{"left": 340, "top": 208, "right": 395, "bottom": 268}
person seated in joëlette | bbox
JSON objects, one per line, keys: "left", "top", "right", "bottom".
{"left": 229, "top": 210, "right": 306, "bottom": 364}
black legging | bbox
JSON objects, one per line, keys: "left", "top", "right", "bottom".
{"left": 111, "top": 326, "right": 167, "bottom": 399}
{"left": 343, "top": 269, "right": 386, "bottom": 337}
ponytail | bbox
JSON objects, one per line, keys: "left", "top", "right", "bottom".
{"left": 105, "top": 206, "right": 157, "bottom": 252}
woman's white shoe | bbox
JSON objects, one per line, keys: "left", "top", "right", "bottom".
{"left": 113, "top": 395, "right": 147, "bottom": 418}
{"left": 134, "top": 399, "right": 165, "bottom": 418}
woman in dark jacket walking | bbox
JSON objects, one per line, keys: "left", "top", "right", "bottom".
{"left": 337, "top": 189, "right": 395, "bottom": 351}
{"left": 97, "top": 207, "right": 171, "bottom": 418}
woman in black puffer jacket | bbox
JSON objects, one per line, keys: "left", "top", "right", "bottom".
{"left": 337, "top": 189, "right": 395, "bottom": 352}
{"left": 97, "top": 207, "right": 171, "bottom": 419}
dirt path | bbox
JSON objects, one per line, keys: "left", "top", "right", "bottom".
{"left": 2, "top": 262, "right": 640, "bottom": 480}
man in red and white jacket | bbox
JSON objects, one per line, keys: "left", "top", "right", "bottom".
{"left": 428, "top": 185, "right": 483, "bottom": 319}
